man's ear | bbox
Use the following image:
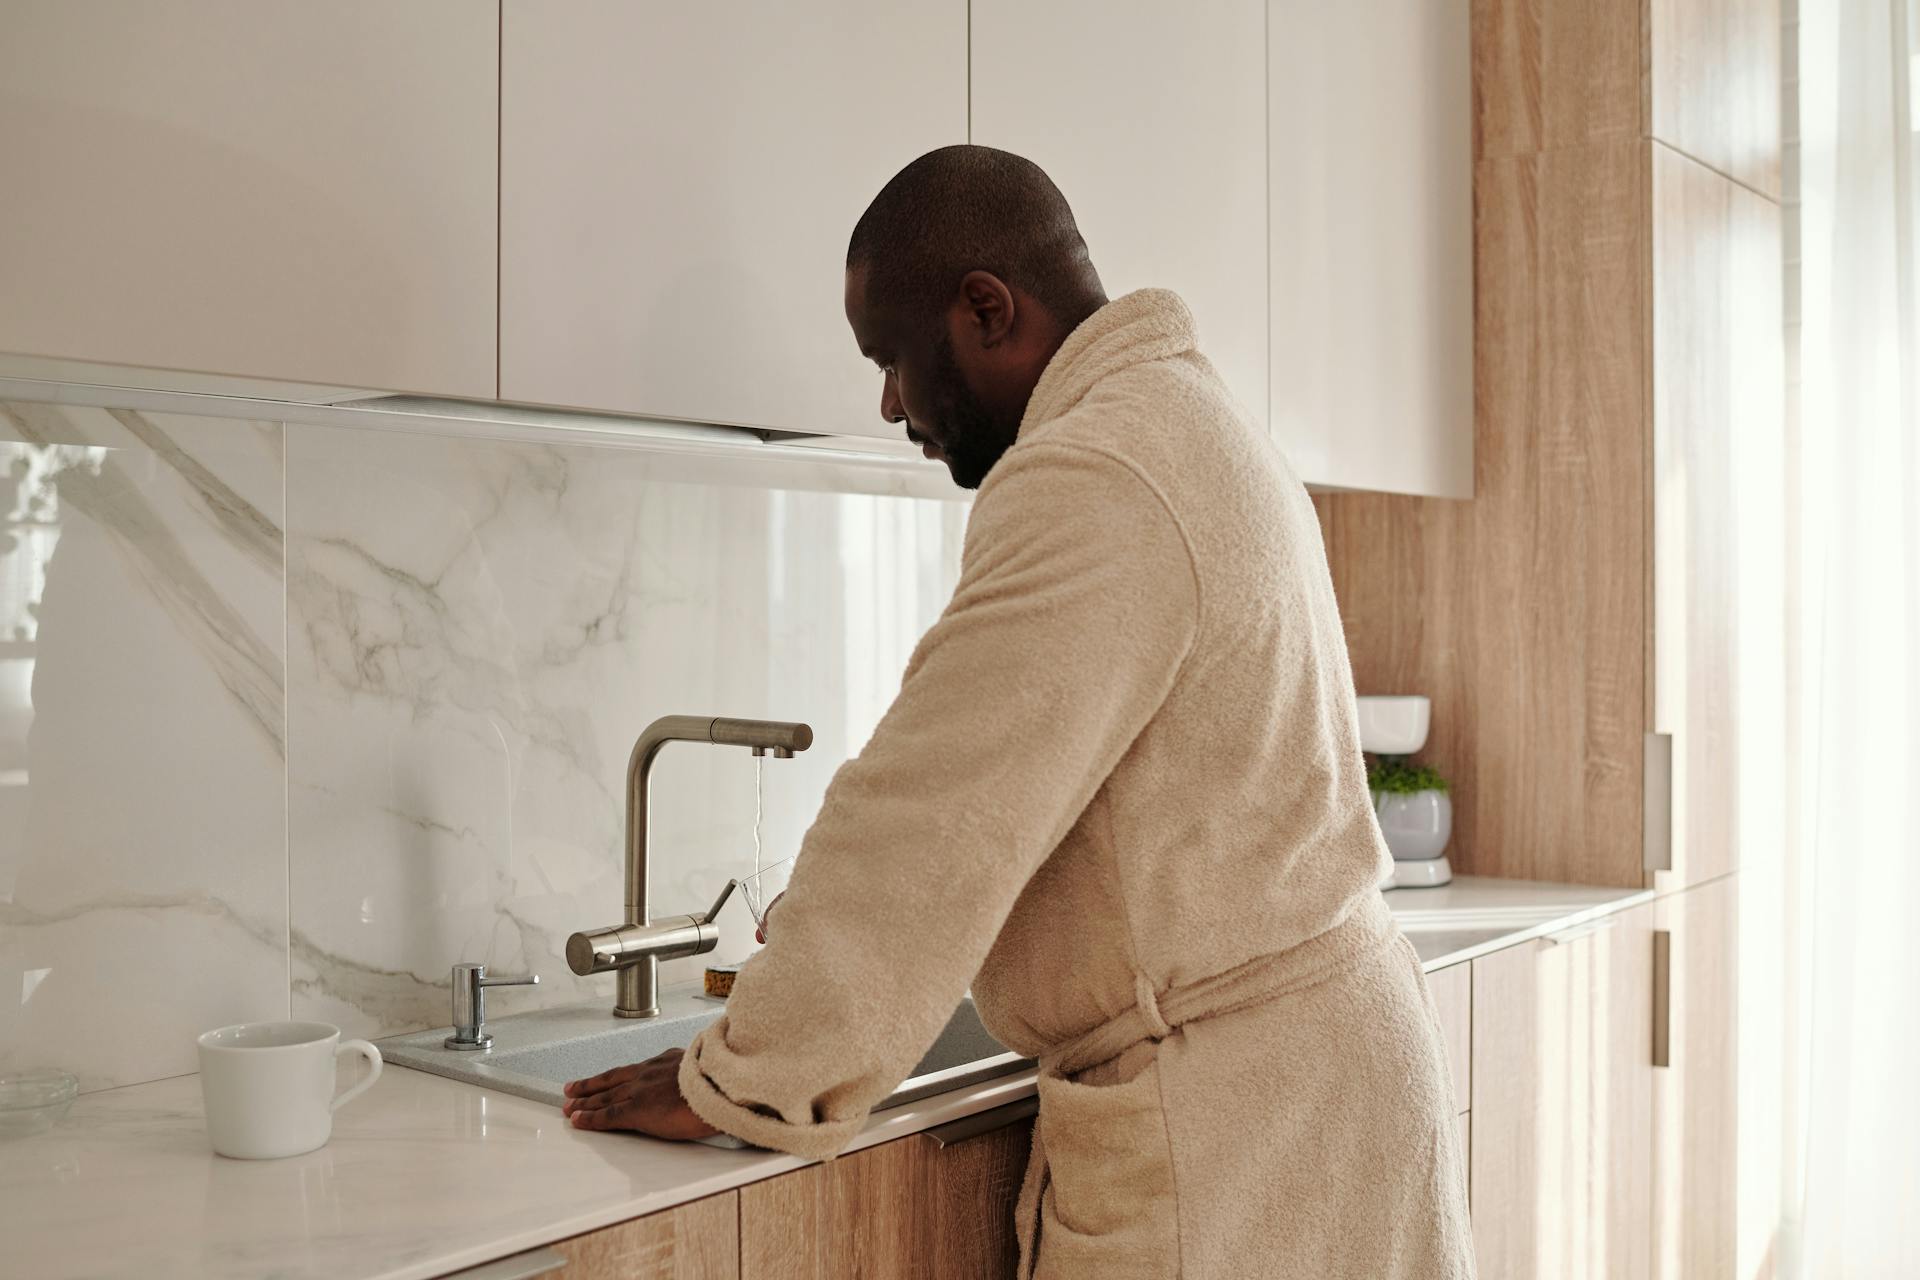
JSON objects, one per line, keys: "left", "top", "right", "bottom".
{"left": 956, "top": 270, "right": 1017, "bottom": 349}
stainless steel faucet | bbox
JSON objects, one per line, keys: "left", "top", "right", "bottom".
{"left": 565, "top": 714, "right": 813, "bottom": 1018}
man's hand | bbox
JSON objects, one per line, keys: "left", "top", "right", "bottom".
{"left": 561, "top": 1048, "right": 720, "bottom": 1141}
{"left": 754, "top": 891, "right": 785, "bottom": 944}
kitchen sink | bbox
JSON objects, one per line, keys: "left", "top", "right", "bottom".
{"left": 378, "top": 987, "right": 1029, "bottom": 1147}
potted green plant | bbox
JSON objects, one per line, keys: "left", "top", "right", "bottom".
{"left": 1367, "top": 755, "right": 1452, "bottom": 863}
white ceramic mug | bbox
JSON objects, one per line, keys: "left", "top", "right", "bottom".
{"left": 196, "top": 1021, "right": 382, "bottom": 1159}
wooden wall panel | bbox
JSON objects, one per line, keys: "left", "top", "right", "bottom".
{"left": 1311, "top": 0, "right": 1783, "bottom": 893}
{"left": 1650, "top": 0, "right": 1783, "bottom": 196}
{"left": 1317, "top": 139, "right": 1650, "bottom": 887}
{"left": 1471, "top": 0, "right": 1645, "bottom": 160}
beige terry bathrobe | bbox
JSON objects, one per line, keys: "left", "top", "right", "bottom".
{"left": 680, "top": 289, "right": 1474, "bottom": 1278}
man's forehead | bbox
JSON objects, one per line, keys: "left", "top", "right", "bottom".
{"left": 843, "top": 262, "right": 871, "bottom": 305}
{"left": 844, "top": 265, "right": 896, "bottom": 351}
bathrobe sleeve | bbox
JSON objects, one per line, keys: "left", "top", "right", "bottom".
{"left": 678, "top": 441, "right": 1201, "bottom": 1157}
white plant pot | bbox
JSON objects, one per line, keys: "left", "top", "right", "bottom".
{"left": 1374, "top": 789, "right": 1452, "bottom": 861}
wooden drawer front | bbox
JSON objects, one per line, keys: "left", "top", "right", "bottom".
{"left": 740, "top": 1107, "right": 1032, "bottom": 1280}
{"left": 553, "top": 1195, "right": 737, "bottom": 1277}
{"left": 1469, "top": 906, "right": 1655, "bottom": 1280}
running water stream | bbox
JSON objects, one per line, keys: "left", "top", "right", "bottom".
{"left": 752, "top": 753, "right": 764, "bottom": 882}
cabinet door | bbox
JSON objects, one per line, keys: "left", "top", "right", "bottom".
{"left": 1649, "top": 0, "right": 1781, "bottom": 197}
{"left": 0, "top": 0, "right": 497, "bottom": 398}
{"left": 1469, "top": 905, "right": 1654, "bottom": 1280}
{"left": 1651, "top": 875, "right": 1738, "bottom": 1278}
{"left": 540, "top": 1191, "right": 739, "bottom": 1280}
{"left": 501, "top": 2, "right": 964, "bottom": 439}
{"left": 1650, "top": 145, "right": 1786, "bottom": 891}
{"left": 971, "top": 0, "right": 1268, "bottom": 426}
{"left": 1428, "top": 961, "right": 1473, "bottom": 1117}
{"left": 739, "top": 1102, "right": 1032, "bottom": 1279}
{"left": 1268, "top": 0, "right": 1473, "bottom": 497}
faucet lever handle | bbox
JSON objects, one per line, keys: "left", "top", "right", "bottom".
{"left": 699, "top": 879, "right": 739, "bottom": 926}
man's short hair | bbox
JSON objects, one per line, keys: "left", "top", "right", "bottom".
{"left": 847, "top": 145, "right": 1103, "bottom": 330}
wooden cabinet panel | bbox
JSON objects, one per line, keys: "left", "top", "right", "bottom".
{"left": 0, "top": 0, "right": 497, "bottom": 398}
{"left": 1652, "top": 875, "right": 1739, "bottom": 1278}
{"left": 1650, "top": 0, "right": 1782, "bottom": 196}
{"left": 1428, "top": 961, "right": 1473, "bottom": 1116}
{"left": 501, "top": 1, "right": 964, "bottom": 438}
{"left": 1469, "top": 904, "right": 1654, "bottom": 1280}
{"left": 1650, "top": 146, "right": 1785, "bottom": 892}
{"left": 550, "top": 1191, "right": 739, "bottom": 1280}
{"left": 740, "top": 1113, "right": 1030, "bottom": 1280}
{"left": 1268, "top": 0, "right": 1473, "bottom": 497}
{"left": 971, "top": 0, "right": 1267, "bottom": 427}
{"left": 1473, "top": 0, "right": 1645, "bottom": 160}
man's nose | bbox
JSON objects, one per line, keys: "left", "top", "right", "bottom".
{"left": 879, "top": 371, "right": 905, "bottom": 425}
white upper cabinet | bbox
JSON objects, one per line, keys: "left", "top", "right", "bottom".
{"left": 500, "top": 2, "right": 966, "bottom": 440}
{"left": 970, "top": 0, "right": 1270, "bottom": 427}
{"left": 1268, "top": 1, "right": 1473, "bottom": 497}
{"left": 0, "top": 1, "right": 498, "bottom": 400}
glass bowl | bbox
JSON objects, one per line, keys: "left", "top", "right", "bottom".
{"left": 0, "top": 1069, "right": 79, "bottom": 1137}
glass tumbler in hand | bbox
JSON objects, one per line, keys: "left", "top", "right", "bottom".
{"left": 739, "top": 856, "right": 794, "bottom": 944}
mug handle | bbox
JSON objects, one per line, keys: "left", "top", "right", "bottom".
{"left": 331, "top": 1039, "right": 383, "bottom": 1113}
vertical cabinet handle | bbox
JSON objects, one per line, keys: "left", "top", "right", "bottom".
{"left": 1652, "top": 928, "right": 1673, "bottom": 1068}
{"left": 1644, "top": 732, "right": 1674, "bottom": 872}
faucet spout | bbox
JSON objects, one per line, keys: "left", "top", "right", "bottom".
{"left": 624, "top": 717, "right": 812, "bottom": 924}
{"left": 568, "top": 714, "right": 812, "bottom": 1019}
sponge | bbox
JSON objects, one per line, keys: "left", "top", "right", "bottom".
{"left": 703, "top": 964, "right": 739, "bottom": 999}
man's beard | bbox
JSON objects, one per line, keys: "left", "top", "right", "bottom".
{"left": 926, "top": 333, "right": 1020, "bottom": 490}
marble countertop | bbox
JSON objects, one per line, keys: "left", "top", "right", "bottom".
{"left": 0, "top": 1058, "right": 1040, "bottom": 1280}
{"left": 0, "top": 874, "right": 1650, "bottom": 1280}
{"left": 1390, "top": 874, "right": 1653, "bottom": 970}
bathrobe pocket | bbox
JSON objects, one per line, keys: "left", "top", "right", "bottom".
{"left": 1031, "top": 1044, "right": 1181, "bottom": 1278}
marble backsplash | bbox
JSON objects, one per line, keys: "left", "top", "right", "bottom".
{"left": 0, "top": 403, "right": 289, "bottom": 1093}
{"left": 0, "top": 397, "right": 964, "bottom": 1091}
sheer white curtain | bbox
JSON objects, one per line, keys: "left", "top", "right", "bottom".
{"left": 1785, "top": 0, "right": 1920, "bottom": 1273}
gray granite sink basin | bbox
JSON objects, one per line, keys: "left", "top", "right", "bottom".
{"left": 378, "top": 986, "right": 1028, "bottom": 1147}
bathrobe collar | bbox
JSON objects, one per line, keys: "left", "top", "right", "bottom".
{"left": 1019, "top": 289, "right": 1199, "bottom": 436}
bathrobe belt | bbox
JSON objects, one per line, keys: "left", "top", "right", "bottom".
{"left": 1014, "top": 891, "right": 1400, "bottom": 1277}
{"left": 1044, "top": 890, "right": 1397, "bottom": 1075}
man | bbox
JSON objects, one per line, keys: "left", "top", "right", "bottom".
{"left": 563, "top": 146, "right": 1473, "bottom": 1278}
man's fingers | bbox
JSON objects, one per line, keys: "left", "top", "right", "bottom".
{"left": 757, "top": 892, "right": 785, "bottom": 944}
{"left": 567, "top": 1101, "right": 637, "bottom": 1132}
{"left": 562, "top": 1049, "right": 685, "bottom": 1113}
{"left": 564, "top": 1077, "right": 650, "bottom": 1115}
{"left": 568, "top": 1097, "right": 714, "bottom": 1142}
{"left": 564, "top": 1062, "right": 646, "bottom": 1098}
